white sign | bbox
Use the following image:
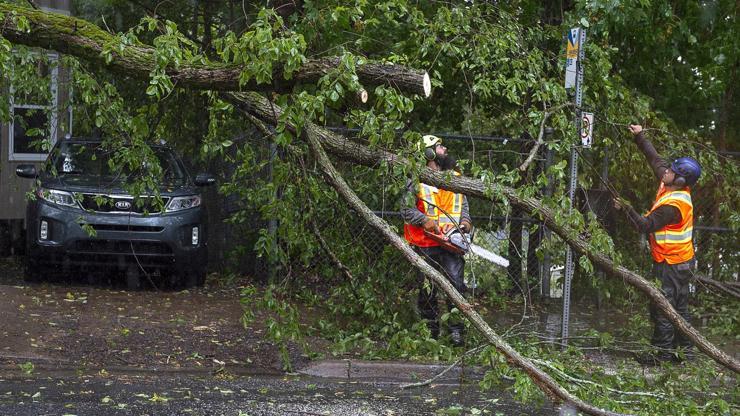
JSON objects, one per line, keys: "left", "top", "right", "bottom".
{"left": 564, "top": 28, "right": 581, "bottom": 89}
{"left": 581, "top": 112, "right": 594, "bottom": 147}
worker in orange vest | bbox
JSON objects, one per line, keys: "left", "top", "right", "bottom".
{"left": 401, "top": 135, "right": 472, "bottom": 346}
{"left": 615, "top": 124, "right": 701, "bottom": 364}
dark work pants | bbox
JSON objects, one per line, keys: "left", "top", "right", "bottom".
{"left": 650, "top": 261, "right": 694, "bottom": 351}
{"left": 415, "top": 246, "right": 466, "bottom": 335}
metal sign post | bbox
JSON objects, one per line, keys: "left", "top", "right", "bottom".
{"left": 561, "top": 27, "right": 586, "bottom": 347}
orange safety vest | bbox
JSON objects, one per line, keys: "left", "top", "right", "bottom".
{"left": 404, "top": 183, "right": 440, "bottom": 247}
{"left": 404, "top": 178, "right": 465, "bottom": 247}
{"left": 647, "top": 183, "right": 694, "bottom": 264}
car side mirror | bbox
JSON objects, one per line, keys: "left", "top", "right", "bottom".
{"left": 16, "top": 164, "right": 37, "bottom": 178}
{"left": 194, "top": 173, "right": 216, "bottom": 186}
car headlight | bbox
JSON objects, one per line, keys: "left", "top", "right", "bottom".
{"left": 37, "top": 188, "right": 78, "bottom": 208}
{"left": 166, "top": 195, "right": 201, "bottom": 212}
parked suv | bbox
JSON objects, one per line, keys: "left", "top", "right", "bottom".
{"left": 16, "top": 138, "right": 215, "bottom": 289}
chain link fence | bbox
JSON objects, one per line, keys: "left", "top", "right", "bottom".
{"left": 210, "top": 130, "right": 737, "bottom": 304}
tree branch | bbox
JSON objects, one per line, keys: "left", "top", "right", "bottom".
{"left": 400, "top": 344, "right": 487, "bottom": 389}
{"left": 529, "top": 358, "right": 666, "bottom": 399}
{"left": 0, "top": 4, "right": 431, "bottom": 96}
{"left": 696, "top": 275, "right": 740, "bottom": 299}
{"left": 518, "top": 102, "right": 572, "bottom": 172}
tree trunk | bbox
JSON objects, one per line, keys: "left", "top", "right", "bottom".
{"left": 224, "top": 91, "right": 740, "bottom": 374}
{"left": 0, "top": 4, "right": 431, "bottom": 96}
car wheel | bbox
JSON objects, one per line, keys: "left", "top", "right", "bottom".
{"left": 126, "top": 265, "right": 141, "bottom": 290}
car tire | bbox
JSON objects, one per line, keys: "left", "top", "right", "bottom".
{"left": 126, "top": 265, "right": 141, "bottom": 290}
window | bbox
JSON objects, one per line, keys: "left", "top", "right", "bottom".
{"left": 8, "top": 53, "right": 59, "bottom": 161}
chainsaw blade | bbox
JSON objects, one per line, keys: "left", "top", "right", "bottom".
{"left": 469, "top": 243, "right": 509, "bottom": 268}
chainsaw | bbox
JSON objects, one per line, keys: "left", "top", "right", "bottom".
{"left": 423, "top": 228, "right": 509, "bottom": 268}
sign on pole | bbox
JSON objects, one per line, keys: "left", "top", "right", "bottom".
{"left": 564, "top": 28, "right": 581, "bottom": 89}
{"left": 580, "top": 112, "right": 594, "bottom": 147}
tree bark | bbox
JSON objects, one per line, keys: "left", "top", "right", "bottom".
{"left": 225, "top": 91, "right": 740, "bottom": 374}
{"left": 0, "top": 4, "right": 431, "bottom": 96}
{"left": 696, "top": 275, "right": 740, "bottom": 299}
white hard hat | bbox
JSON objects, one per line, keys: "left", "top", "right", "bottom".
{"left": 422, "top": 134, "right": 442, "bottom": 148}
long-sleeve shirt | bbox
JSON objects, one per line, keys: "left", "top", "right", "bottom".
{"left": 400, "top": 179, "right": 471, "bottom": 227}
{"left": 624, "top": 132, "right": 681, "bottom": 233}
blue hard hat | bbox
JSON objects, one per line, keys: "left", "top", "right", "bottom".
{"left": 671, "top": 157, "right": 701, "bottom": 186}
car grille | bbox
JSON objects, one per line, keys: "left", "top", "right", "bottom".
{"left": 72, "top": 240, "right": 174, "bottom": 255}
{"left": 88, "top": 224, "right": 164, "bottom": 232}
{"left": 79, "top": 194, "right": 170, "bottom": 214}
{"left": 66, "top": 239, "right": 175, "bottom": 268}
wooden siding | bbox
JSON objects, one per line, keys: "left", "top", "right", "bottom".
{"left": 1, "top": 0, "right": 71, "bottom": 220}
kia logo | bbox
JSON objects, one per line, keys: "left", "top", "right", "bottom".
{"left": 115, "top": 201, "right": 132, "bottom": 210}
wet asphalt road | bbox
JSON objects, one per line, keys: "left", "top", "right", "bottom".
{"left": 0, "top": 370, "right": 554, "bottom": 416}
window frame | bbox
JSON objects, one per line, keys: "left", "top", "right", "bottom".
{"left": 8, "top": 52, "right": 60, "bottom": 162}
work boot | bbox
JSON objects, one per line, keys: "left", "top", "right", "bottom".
{"left": 635, "top": 351, "right": 674, "bottom": 366}
{"left": 449, "top": 326, "right": 464, "bottom": 347}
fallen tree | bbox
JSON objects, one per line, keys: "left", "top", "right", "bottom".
{"left": 240, "top": 108, "right": 626, "bottom": 416}
{"left": 0, "top": 4, "right": 431, "bottom": 97}
{"left": 301, "top": 120, "right": 627, "bottom": 416}
{"left": 224, "top": 91, "right": 740, "bottom": 375}
{"left": 1, "top": 5, "right": 736, "bottom": 413}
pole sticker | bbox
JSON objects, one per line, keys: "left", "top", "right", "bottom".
{"left": 581, "top": 112, "right": 594, "bottom": 147}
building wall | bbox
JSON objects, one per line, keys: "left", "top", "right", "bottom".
{"left": 0, "top": 1, "right": 71, "bottom": 255}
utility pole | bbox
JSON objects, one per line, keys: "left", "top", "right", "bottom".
{"left": 561, "top": 27, "right": 586, "bottom": 347}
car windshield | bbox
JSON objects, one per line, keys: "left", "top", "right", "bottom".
{"left": 50, "top": 142, "right": 187, "bottom": 186}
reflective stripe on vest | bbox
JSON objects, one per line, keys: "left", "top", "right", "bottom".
{"left": 438, "top": 171, "right": 463, "bottom": 228}
{"left": 647, "top": 183, "right": 694, "bottom": 264}
{"left": 438, "top": 191, "right": 463, "bottom": 227}
{"left": 419, "top": 184, "right": 439, "bottom": 220}
{"left": 651, "top": 190, "right": 692, "bottom": 210}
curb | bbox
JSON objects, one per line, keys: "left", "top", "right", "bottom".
{"left": 0, "top": 356, "right": 484, "bottom": 384}
{"left": 298, "top": 359, "right": 484, "bottom": 383}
